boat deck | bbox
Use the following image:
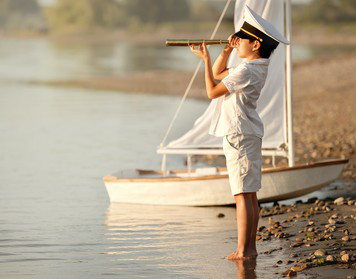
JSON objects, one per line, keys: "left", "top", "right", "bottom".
{"left": 105, "top": 159, "right": 349, "bottom": 182}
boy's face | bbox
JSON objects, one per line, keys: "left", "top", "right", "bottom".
{"left": 235, "top": 38, "right": 259, "bottom": 59}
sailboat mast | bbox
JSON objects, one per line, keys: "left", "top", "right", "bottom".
{"left": 285, "top": 0, "right": 295, "bottom": 167}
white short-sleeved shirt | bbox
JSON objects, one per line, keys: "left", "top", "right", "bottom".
{"left": 209, "top": 58, "right": 269, "bottom": 138}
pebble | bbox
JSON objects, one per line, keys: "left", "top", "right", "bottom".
{"left": 290, "top": 253, "right": 298, "bottom": 258}
{"left": 282, "top": 270, "right": 297, "bottom": 277}
{"left": 298, "top": 258, "right": 309, "bottom": 263}
{"left": 324, "top": 234, "right": 332, "bottom": 240}
{"left": 326, "top": 255, "right": 334, "bottom": 262}
{"left": 312, "top": 258, "right": 326, "bottom": 266}
{"left": 334, "top": 197, "right": 344, "bottom": 205}
{"left": 290, "top": 265, "right": 308, "bottom": 272}
{"left": 328, "top": 218, "right": 336, "bottom": 225}
{"left": 340, "top": 250, "right": 348, "bottom": 256}
{"left": 341, "top": 254, "right": 350, "bottom": 262}
{"left": 314, "top": 249, "right": 327, "bottom": 257}
{"left": 330, "top": 213, "right": 339, "bottom": 219}
{"left": 295, "top": 237, "right": 303, "bottom": 243}
{"left": 268, "top": 218, "right": 276, "bottom": 225}
{"left": 341, "top": 236, "right": 350, "bottom": 242}
{"left": 308, "top": 220, "right": 315, "bottom": 226}
{"left": 344, "top": 229, "right": 350, "bottom": 236}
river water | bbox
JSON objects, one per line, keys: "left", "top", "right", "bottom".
{"left": 0, "top": 38, "right": 353, "bottom": 278}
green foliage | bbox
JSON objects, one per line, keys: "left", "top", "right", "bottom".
{"left": 43, "top": 0, "right": 229, "bottom": 35}
{"left": 189, "top": 1, "right": 221, "bottom": 21}
{"left": 45, "top": 0, "right": 124, "bottom": 32}
{"left": 125, "top": 0, "right": 190, "bottom": 24}
{"left": 0, "top": 0, "right": 40, "bottom": 15}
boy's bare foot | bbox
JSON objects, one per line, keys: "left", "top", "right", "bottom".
{"left": 226, "top": 251, "right": 256, "bottom": 261}
{"left": 226, "top": 249, "right": 258, "bottom": 260}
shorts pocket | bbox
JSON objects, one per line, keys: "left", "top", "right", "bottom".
{"left": 224, "top": 134, "right": 240, "bottom": 151}
{"left": 238, "top": 156, "right": 249, "bottom": 178}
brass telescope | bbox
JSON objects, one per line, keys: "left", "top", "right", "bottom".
{"left": 166, "top": 39, "right": 229, "bottom": 47}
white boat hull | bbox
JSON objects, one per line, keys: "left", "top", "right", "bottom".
{"left": 103, "top": 159, "right": 348, "bottom": 206}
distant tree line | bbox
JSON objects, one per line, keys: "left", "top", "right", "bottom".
{"left": 125, "top": 0, "right": 190, "bottom": 23}
{"left": 294, "top": 0, "right": 356, "bottom": 23}
{"left": 44, "top": 0, "right": 124, "bottom": 32}
{"left": 44, "top": 0, "right": 192, "bottom": 33}
{"left": 0, "top": 0, "right": 234, "bottom": 34}
{"left": 0, "top": 0, "right": 45, "bottom": 32}
{"left": 2, "top": 0, "right": 355, "bottom": 34}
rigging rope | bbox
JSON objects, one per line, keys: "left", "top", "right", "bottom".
{"left": 160, "top": 0, "right": 233, "bottom": 147}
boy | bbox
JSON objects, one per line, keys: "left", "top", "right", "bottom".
{"left": 190, "top": 6, "right": 289, "bottom": 260}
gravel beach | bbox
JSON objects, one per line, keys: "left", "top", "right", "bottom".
{"left": 256, "top": 195, "right": 356, "bottom": 278}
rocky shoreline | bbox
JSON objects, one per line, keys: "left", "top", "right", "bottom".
{"left": 255, "top": 196, "right": 356, "bottom": 278}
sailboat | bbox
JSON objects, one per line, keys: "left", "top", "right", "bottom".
{"left": 103, "top": 0, "right": 348, "bottom": 206}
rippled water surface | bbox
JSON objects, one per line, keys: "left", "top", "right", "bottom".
{"left": 0, "top": 38, "right": 353, "bottom": 278}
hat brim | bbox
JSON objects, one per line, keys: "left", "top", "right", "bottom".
{"left": 234, "top": 30, "right": 256, "bottom": 41}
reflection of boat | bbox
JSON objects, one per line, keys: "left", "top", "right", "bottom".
{"left": 103, "top": 0, "right": 348, "bottom": 206}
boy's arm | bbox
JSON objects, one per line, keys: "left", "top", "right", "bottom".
{"left": 212, "top": 46, "right": 233, "bottom": 80}
{"left": 190, "top": 43, "right": 228, "bottom": 99}
{"left": 204, "top": 55, "right": 229, "bottom": 99}
{"left": 212, "top": 34, "right": 238, "bottom": 80}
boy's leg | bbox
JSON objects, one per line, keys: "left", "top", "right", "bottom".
{"left": 249, "top": 192, "right": 259, "bottom": 257}
{"left": 227, "top": 193, "right": 255, "bottom": 260}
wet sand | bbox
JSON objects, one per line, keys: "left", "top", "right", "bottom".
{"left": 257, "top": 195, "right": 356, "bottom": 278}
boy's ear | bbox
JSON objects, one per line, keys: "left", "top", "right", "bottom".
{"left": 253, "top": 40, "right": 261, "bottom": 51}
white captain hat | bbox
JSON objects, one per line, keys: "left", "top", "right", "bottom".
{"left": 234, "top": 5, "right": 290, "bottom": 49}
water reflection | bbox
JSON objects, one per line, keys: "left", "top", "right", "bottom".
{"left": 104, "top": 203, "right": 237, "bottom": 277}
{"left": 103, "top": 203, "right": 303, "bottom": 278}
{"left": 234, "top": 259, "right": 257, "bottom": 279}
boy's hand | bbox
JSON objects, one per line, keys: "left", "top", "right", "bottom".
{"left": 221, "top": 34, "right": 237, "bottom": 54}
{"left": 190, "top": 42, "right": 210, "bottom": 62}
{"left": 228, "top": 33, "right": 239, "bottom": 48}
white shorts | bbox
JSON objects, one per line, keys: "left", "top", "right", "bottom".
{"left": 223, "top": 134, "right": 262, "bottom": 196}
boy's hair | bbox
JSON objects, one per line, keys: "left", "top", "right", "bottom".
{"left": 249, "top": 39, "right": 275, "bottom": 58}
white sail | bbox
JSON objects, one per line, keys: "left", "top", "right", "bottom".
{"left": 167, "top": 0, "right": 287, "bottom": 150}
